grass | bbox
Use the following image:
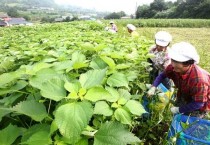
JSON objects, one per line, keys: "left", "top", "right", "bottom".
{"left": 136, "top": 27, "right": 210, "bottom": 72}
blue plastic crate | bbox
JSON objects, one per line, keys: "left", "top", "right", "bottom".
{"left": 168, "top": 114, "right": 210, "bottom": 145}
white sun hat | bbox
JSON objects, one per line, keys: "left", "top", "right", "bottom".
{"left": 110, "top": 21, "right": 114, "bottom": 24}
{"left": 155, "top": 31, "right": 172, "bottom": 47}
{"left": 168, "top": 42, "right": 200, "bottom": 64}
{"left": 127, "top": 24, "right": 136, "bottom": 31}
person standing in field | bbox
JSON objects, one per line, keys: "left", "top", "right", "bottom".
{"left": 148, "top": 42, "right": 210, "bottom": 118}
{"left": 147, "top": 31, "right": 172, "bottom": 89}
{"left": 126, "top": 24, "right": 139, "bottom": 37}
{"left": 109, "top": 21, "right": 118, "bottom": 32}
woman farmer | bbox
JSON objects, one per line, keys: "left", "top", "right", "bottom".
{"left": 109, "top": 21, "right": 118, "bottom": 32}
{"left": 148, "top": 31, "right": 172, "bottom": 89}
{"left": 148, "top": 42, "right": 210, "bottom": 118}
{"left": 126, "top": 24, "right": 139, "bottom": 37}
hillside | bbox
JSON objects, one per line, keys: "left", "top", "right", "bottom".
{"left": 0, "top": 0, "right": 56, "bottom": 8}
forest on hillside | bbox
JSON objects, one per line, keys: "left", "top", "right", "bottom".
{"left": 136, "top": 0, "right": 210, "bottom": 19}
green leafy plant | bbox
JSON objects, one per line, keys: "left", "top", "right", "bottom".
{"left": 0, "top": 21, "right": 153, "bottom": 144}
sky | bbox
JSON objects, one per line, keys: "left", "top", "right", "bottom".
{"left": 54, "top": 0, "right": 176, "bottom": 14}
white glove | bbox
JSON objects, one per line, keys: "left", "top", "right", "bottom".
{"left": 170, "top": 107, "right": 179, "bottom": 114}
{"left": 147, "top": 86, "right": 156, "bottom": 96}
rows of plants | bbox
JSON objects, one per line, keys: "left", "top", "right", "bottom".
{"left": 112, "top": 19, "right": 210, "bottom": 28}
{"left": 0, "top": 21, "right": 175, "bottom": 144}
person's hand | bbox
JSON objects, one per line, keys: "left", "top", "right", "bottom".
{"left": 147, "top": 86, "right": 156, "bottom": 96}
{"left": 170, "top": 107, "right": 179, "bottom": 114}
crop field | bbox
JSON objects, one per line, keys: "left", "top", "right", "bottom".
{"left": 0, "top": 20, "right": 209, "bottom": 144}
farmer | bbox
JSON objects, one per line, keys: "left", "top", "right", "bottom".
{"left": 109, "top": 21, "right": 118, "bottom": 32}
{"left": 126, "top": 24, "right": 139, "bottom": 37}
{"left": 148, "top": 42, "right": 210, "bottom": 118}
{"left": 148, "top": 31, "right": 172, "bottom": 89}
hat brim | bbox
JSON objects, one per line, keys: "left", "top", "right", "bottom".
{"left": 168, "top": 48, "right": 190, "bottom": 62}
{"left": 156, "top": 39, "right": 169, "bottom": 47}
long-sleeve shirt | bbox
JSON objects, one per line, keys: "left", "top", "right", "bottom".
{"left": 111, "top": 24, "right": 118, "bottom": 32}
{"left": 131, "top": 31, "right": 139, "bottom": 37}
{"left": 153, "top": 64, "right": 210, "bottom": 113}
{"left": 149, "top": 45, "right": 171, "bottom": 72}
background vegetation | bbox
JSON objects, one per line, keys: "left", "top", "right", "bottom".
{"left": 136, "top": 0, "right": 210, "bottom": 19}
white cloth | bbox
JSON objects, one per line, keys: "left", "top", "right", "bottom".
{"left": 147, "top": 86, "right": 156, "bottom": 96}
{"left": 170, "top": 107, "right": 179, "bottom": 114}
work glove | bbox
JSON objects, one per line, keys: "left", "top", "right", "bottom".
{"left": 170, "top": 107, "right": 179, "bottom": 114}
{"left": 147, "top": 86, "right": 156, "bottom": 96}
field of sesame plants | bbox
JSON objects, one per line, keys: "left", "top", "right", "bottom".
{"left": 0, "top": 20, "right": 209, "bottom": 145}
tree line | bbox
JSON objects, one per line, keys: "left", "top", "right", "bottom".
{"left": 136, "top": 0, "right": 210, "bottom": 19}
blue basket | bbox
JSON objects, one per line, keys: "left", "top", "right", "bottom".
{"left": 168, "top": 114, "right": 210, "bottom": 145}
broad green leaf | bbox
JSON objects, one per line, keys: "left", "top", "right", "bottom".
{"left": 105, "top": 87, "right": 120, "bottom": 102}
{"left": 12, "top": 100, "right": 47, "bottom": 122}
{"left": 116, "top": 64, "right": 131, "bottom": 70}
{"left": 110, "top": 52, "right": 124, "bottom": 59}
{"left": 90, "top": 57, "right": 108, "bottom": 69}
{"left": 52, "top": 60, "right": 73, "bottom": 71}
{"left": 0, "top": 107, "right": 12, "bottom": 122}
{"left": 55, "top": 101, "right": 93, "bottom": 144}
{"left": 73, "top": 62, "right": 89, "bottom": 69}
{"left": 79, "top": 69, "right": 106, "bottom": 89}
{"left": 32, "top": 62, "right": 52, "bottom": 73}
{"left": 125, "top": 71, "right": 138, "bottom": 81}
{"left": 118, "top": 97, "right": 127, "bottom": 105}
{"left": 0, "top": 93, "right": 22, "bottom": 106}
{"left": 64, "top": 81, "right": 81, "bottom": 93}
{"left": 43, "top": 57, "right": 57, "bottom": 63}
{"left": 0, "top": 72, "right": 20, "bottom": 88}
{"left": 94, "top": 44, "right": 107, "bottom": 52}
{"left": 50, "top": 120, "right": 58, "bottom": 135}
{"left": 100, "top": 56, "right": 116, "bottom": 70}
{"left": 111, "top": 102, "right": 119, "bottom": 108}
{"left": 24, "top": 131, "right": 52, "bottom": 145}
{"left": 94, "top": 101, "right": 113, "bottom": 116}
{"left": 0, "top": 124, "right": 22, "bottom": 145}
{"left": 72, "top": 51, "right": 86, "bottom": 63}
{"left": 118, "top": 89, "right": 131, "bottom": 100}
{"left": 75, "top": 138, "right": 88, "bottom": 145}
{"left": 126, "top": 50, "right": 139, "bottom": 60}
{"left": 114, "top": 108, "right": 132, "bottom": 125}
{"left": 0, "top": 57, "right": 15, "bottom": 73}
{"left": 138, "top": 83, "right": 147, "bottom": 91}
{"left": 29, "top": 68, "right": 60, "bottom": 89}
{"left": 94, "top": 121, "right": 141, "bottom": 145}
{"left": 40, "top": 77, "right": 66, "bottom": 101}
{"left": 80, "top": 42, "right": 94, "bottom": 51}
{"left": 67, "top": 92, "right": 79, "bottom": 99}
{"left": 21, "top": 124, "right": 50, "bottom": 143}
{"left": 84, "top": 87, "right": 113, "bottom": 102}
{"left": 0, "top": 80, "right": 28, "bottom": 95}
{"left": 107, "top": 73, "right": 128, "bottom": 88}
{"left": 124, "top": 100, "right": 147, "bottom": 116}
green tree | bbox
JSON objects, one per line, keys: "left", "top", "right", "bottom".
{"left": 196, "top": 0, "right": 210, "bottom": 18}
{"left": 104, "top": 12, "right": 121, "bottom": 19}
{"left": 136, "top": 5, "right": 150, "bottom": 18}
{"left": 117, "top": 11, "right": 126, "bottom": 17}
{"left": 23, "top": 15, "right": 31, "bottom": 21}
{"left": 7, "top": 8, "right": 20, "bottom": 17}
{"left": 150, "top": 0, "right": 167, "bottom": 12}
